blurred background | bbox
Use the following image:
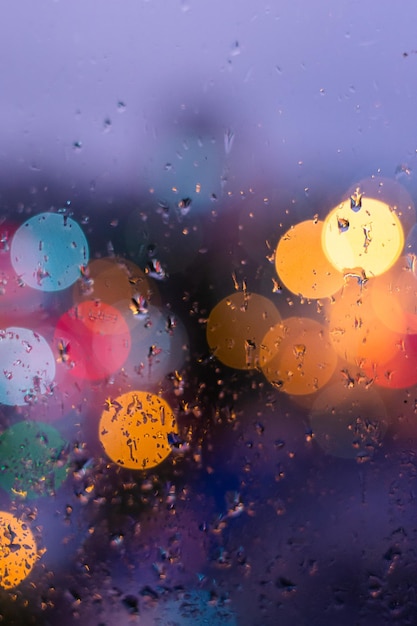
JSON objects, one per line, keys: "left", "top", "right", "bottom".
{"left": 1, "top": 1, "right": 417, "bottom": 624}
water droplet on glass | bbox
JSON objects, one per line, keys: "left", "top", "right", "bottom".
{"left": 122, "top": 595, "right": 139, "bottom": 615}
{"left": 117, "top": 101, "right": 126, "bottom": 112}
{"left": 177, "top": 197, "right": 192, "bottom": 217}
{"left": 395, "top": 163, "right": 412, "bottom": 180}
{"left": 0, "top": 231, "right": 9, "bottom": 252}
{"left": 368, "top": 575, "right": 383, "bottom": 599}
{"left": 293, "top": 344, "right": 306, "bottom": 359}
{"left": 230, "top": 40, "right": 241, "bottom": 57}
{"left": 276, "top": 577, "right": 297, "bottom": 592}
{"left": 110, "top": 533, "right": 124, "bottom": 548}
{"left": 337, "top": 217, "right": 350, "bottom": 233}
{"left": 224, "top": 129, "right": 235, "bottom": 155}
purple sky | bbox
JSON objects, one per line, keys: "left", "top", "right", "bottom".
{"left": 2, "top": 0, "right": 417, "bottom": 201}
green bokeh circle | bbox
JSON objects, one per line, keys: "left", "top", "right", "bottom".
{"left": 0, "top": 421, "right": 70, "bottom": 498}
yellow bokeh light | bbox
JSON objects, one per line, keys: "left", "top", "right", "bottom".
{"left": 0, "top": 512, "right": 38, "bottom": 589}
{"left": 322, "top": 197, "right": 404, "bottom": 277}
{"left": 99, "top": 391, "right": 177, "bottom": 470}
{"left": 259, "top": 317, "right": 337, "bottom": 395}
{"left": 206, "top": 292, "right": 282, "bottom": 370}
{"left": 345, "top": 176, "right": 416, "bottom": 237}
{"left": 275, "top": 220, "right": 344, "bottom": 299}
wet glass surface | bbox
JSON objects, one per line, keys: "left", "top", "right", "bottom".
{"left": 1, "top": 1, "right": 417, "bottom": 624}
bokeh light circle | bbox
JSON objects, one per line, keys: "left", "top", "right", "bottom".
{"left": 0, "top": 421, "right": 69, "bottom": 498}
{"left": 362, "top": 332, "right": 417, "bottom": 389}
{"left": 72, "top": 256, "right": 159, "bottom": 307}
{"left": 322, "top": 197, "right": 404, "bottom": 277}
{"left": 260, "top": 317, "right": 337, "bottom": 395}
{"left": 325, "top": 280, "right": 403, "bottom": 367}
{"left": 275, "top": 220, "right": 344, "bottom": 298}
{"left": 0, "top": 327, "right": 55, "bottom": 406}
{"left": 0, "top": 511, "right": 38, "bottom": 589}
{"left": 345, "top": 176, "right": 416, "bottom": 237}
{"left": 369, "top": 257, "right": 417, "bottom": 334}
{"left": 54, "top": 300, "right": 131, "bottom": 381}
{"left": 99, "top": 391, "right": 177, "bottom": 470}
{"left": 206, "top": 292, "right": 282, "bottom": 370}
{"left": 11, "top": 212, "right": 89, "bottom": 291}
